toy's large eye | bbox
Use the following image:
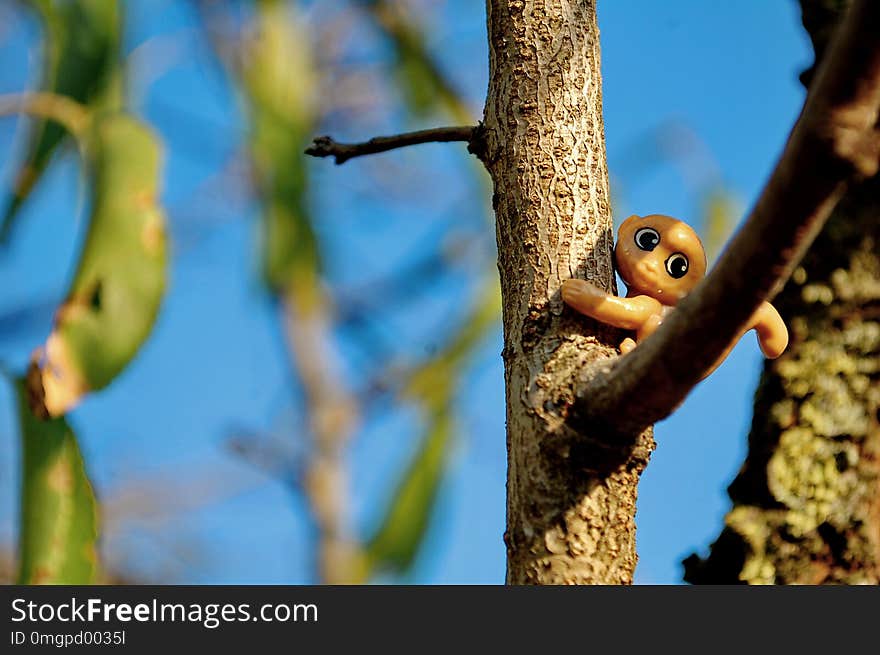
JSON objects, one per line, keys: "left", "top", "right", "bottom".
{"left": 665, "top": 253, "right": 689, "bottom": 279}
{"left": 634, "top": 227, "right": 660, "bottom": 251}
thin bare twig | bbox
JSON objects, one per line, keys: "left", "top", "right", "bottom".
{"left": 305, "top": 125, "right": 479, "bottom": 164}
{"left": 571, "top": 0, "right": 880, "bottom": 439}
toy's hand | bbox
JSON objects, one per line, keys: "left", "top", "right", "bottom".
{"left": 561, "top": 279, "right": 608, "bottom": 314}
{"left": 561, "top": 279, "right": 659, "bottom": 331}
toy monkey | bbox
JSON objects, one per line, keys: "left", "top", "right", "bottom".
{"left": 561, "top": 214, "right": 788, "bottom": 370}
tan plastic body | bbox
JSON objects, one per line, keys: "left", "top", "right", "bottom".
{"left": 562, "top": 214, "right": 788, "bottom": 375}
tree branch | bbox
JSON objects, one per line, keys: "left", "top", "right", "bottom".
{"left": 305, "top": 125, "right": 480, "bottom": 164}
{"left": 0, "top": 92, "right": 90, "bottom": 136}
{"left": 571, "top": 0, "right": 880, "bottom": 439}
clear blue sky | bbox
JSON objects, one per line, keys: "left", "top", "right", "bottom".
{"left": 0, "top": 0, "right": 812, "bottom": 584}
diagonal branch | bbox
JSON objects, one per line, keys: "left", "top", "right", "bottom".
{"left": 305, "top": 125, "right": 480, "bottom": 164}
{"left": 570, "top": 0, "right": 880, "bottom": 439}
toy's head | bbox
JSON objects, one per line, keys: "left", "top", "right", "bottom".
{"left": 615, "top": 214, "right": 707, "bottom": 304}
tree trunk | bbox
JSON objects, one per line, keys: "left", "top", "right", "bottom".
{"left": 480, "top": 0, "right": 654, "bottom": 584}
{"left": 684, "top": 0, "right": 880, "bottom": 585}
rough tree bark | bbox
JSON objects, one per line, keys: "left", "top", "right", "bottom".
{"left": 684, "top": 0, "right": 880, "bottom": 585}
{"left": 481, "top": 0, "right": 654, "bottom": 584}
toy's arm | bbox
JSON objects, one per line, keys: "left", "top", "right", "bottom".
{"left": 700, "top": 300, "right": 788, "bottom": 380}
{"left": 561, "top": 279, "right": 658, "bottom": 330}
{"left": 750, "top": 301, "right": 788, "bottom": 358}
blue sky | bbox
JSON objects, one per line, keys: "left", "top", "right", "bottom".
{"left": 0, "top": 1, "right": 813, "bottom": 584}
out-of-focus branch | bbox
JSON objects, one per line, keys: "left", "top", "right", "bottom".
{"left": 281, "top": 288, "right": 361, "bottom": 584}
{"left": 305, "top": 125, "right": 479, "bottom": 165}
{"left": 571, "top": 0, "right": 880, "bottom": 439}
{"left": 0, "top": 92, "right": 90, "bottom": 136}
{"left": 226, "top": 430, "right": 300, "bottom": 485}
{"left": 195, "top": 0, "right": 363, "bottom": 583}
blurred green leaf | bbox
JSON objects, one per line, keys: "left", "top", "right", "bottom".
{"left": 404, "top": 277, "right": 501, "bottom": 412}
{"left": 366, "top": 410, "right": 452, "bottom": 575}
{"left": 700, "top": 187, "right": 740, "bottom": 263}
{"left": 222, "top": 0, "right": 492, "bottom": 581}
{"left": 29, "top": 113, "right": 167, "bottom": 418}
{"left": 237, "top": 0, "right": 320, "bottom": 297}
{"left": 358, "top": 0, "right": 472, "bottom": 123}
{"left": 15, "top": 379, "right": 98, "bottom": 584}
{"left": 1, "top": 0, "right": 121, "bottom": 242}
{"left": 367, "top": 275, "right": 500, "bottom": 576}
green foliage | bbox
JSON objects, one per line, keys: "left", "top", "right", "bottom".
{"left": 1, "top": 0, "right": 497, "bottom": 588}
{"left": 699, "top": 187, "right": 739, "bottom": 263}
{"left": 404, "top": 279, "right": 501, "bottom": 412}
{"left": 29, "top": 113, "right": 167, "bottom": 418}
{"left": 367, "top": 278, "right": 501, "bottom": 576}
{"left": 230, "top": 2, "right": 493, "bottom": 580}
{"left": 3, "top": 1, "right": 167, "bottom": 586}
{"left": 1, "top": 0, "right": 121, "bottom": 242}
{"left": 366, "top": 411, "right": 452, "bottom": 574}
{"left": 15, "top": 379, "right": 99, "bottom": 584}
{"left": 358, "top": 0, "right": 472, "bottom": 122}
{"left": 239, "top": 0, "right": 320, "bottom": 297}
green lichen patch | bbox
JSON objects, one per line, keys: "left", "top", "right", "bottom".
{"left": 684, "top": 173, "right": 880, "bottom": 585}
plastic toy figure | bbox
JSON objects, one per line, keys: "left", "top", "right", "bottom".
{"left": 561, "top": 214, "right": 788, "bottom": 367}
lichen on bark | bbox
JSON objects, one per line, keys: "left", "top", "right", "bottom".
{"left": 683, "top": 0, "right": 880, "bottom": 585}
{"left": 684, "top": 176, "right": 880, "bottom": 584}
